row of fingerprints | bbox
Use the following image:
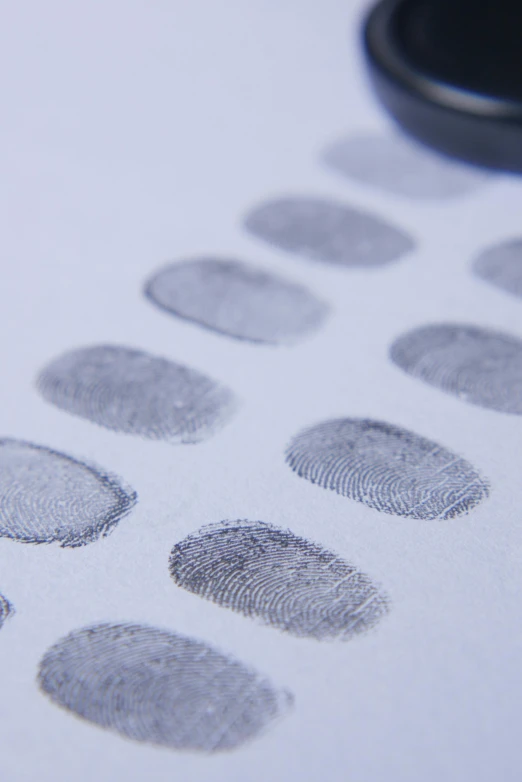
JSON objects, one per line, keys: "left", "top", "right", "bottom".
{"left": 1, "top": 132, "right": 519, "bottom": 753}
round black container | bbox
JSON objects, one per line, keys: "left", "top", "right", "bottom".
{"left": 363, "top": 0, "right": 522, "bottom": 172}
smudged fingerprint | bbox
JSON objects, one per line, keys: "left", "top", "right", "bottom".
{"left": 0, "top": 439, "right": 136, "bottom": 547}
{"left": 322, "top": 133, "right": 489, "bottom": 199}
{"left": 243, "top": 196, "right": 415, "bottom": 268}
{"left": 0, "top": 593, "right": 13, "bottom": 630}
{"left": 145, "top": 258, "right": 329, "bottom": 345}
{"left": 37, "top": 345, "right": 237, "bottom": 444}
{"left": 170, "top": 520, "right": 389, "bottom": 641}
{"left": 285, "top": 419, "right": 488, "bottom": 519}
{"left": 38, "top": 623, "right": 293, "bottom": 752}
{"left": 473, "top": 239, "right": 522, "bottom": 299}
{"left": 390, "top": 324, "right": 522, "bottom": 415}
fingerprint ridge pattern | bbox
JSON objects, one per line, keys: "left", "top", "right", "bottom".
{"left": 0, "top": 593, "right": 13, "bottom": 629}
{"left": 390, "top": 323, "right": 522, "bottom": 414}
{"left": 37, "top": 345, "right": 237, "bottom": 443}
{"left": 145, "top": 257, "right": 329, "bottom": 345}
{"left": 38, "top": 622, "right": 293, "bottom": 752}
{"left": 243, "top": 196, "right": 415, "bottom": 268}
{"left": 285, "top": 418, "right": 489, "bottom": 519}
{"left": 321, "top": 133, "right": 489, "bottom": 199}
{"left": 0, "top": 438, "right": 137, "bottom": 547}
{"left": 473, "top": 239, "right": 522, "bottom": 299}
{"left": 170, "top": 520, "right": 389, "bottom": 640}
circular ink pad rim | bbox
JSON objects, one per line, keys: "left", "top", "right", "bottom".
{"left": 362, "top": 0, "right": 522, "bottom": 172}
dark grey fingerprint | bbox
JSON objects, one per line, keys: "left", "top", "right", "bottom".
{"left": 390, "top": 324, "right": 522, "bottom": 414}
{"left": 243, "top": 196, "right": 414, "bottom": 268}
{"left": 170, "top": 520, "right": 389, "bottom": 641}
{"left": 285, "top": 419, "right": 488, "bottom": 519}
{"left": 322, "top": 134, "right": 488, "bottom": 199}
{"left": 0, "top": 439, "right": 136, "bottom": 547}
{"left": 145, "top": 258, "right": 329, "bottom": 345}
{"left": 473, "top": 239, "right": 522, "bottom": 299}
{"left": 38, "top": 623, "right": 292, "bottom": 752}
{"left": 37, "top": 345, "right": 237, "bottom": 443}
{"left": 0, "top": 593, "right": 13, "bottom": 630}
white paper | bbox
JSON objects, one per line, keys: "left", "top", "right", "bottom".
{"left": 1, "top": 2, "right": 522, "bottom": 780}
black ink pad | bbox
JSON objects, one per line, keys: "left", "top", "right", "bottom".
{"left": 363, "top": 0, "right": 522, "bottom": 172}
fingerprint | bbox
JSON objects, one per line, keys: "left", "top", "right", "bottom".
{"left": 0, "top": 593, "right": 13, "bottom": 630}
{"left": 0, "top": 439, "right": 137, "bottom": 547}
{"left": 285, "top": 419, "right": 488, "bottom": 519}
{"left": 243, "top": 196, "right": 414, "bottom": 268}
{"left": 145, "top": 257, "right": 329, "bottom": 345}
{"left": 38, "top": 622, "right": 293, "bottom": 752}
{"left": 322, "top": 134, "right": 488, "bottom": 199}
{"left": 170, "top": 520, "right": 389, "bottom": 641}
{"left": 37, "top": 345, "right": 237, "bottom": 443}
{"left": 390, "top": 324, "right": 522, "bottom": 414}
{"left": 473, "top": 239, "right": 522, "bottom": 299}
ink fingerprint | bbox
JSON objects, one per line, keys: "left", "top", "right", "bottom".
{"left": 38, "top": 623, "right": 293, "bottom": 752}
{"left": 37, "top": 345, "right": 237, "bottom": 443}
{"left": 243, "top": 196, "right": 414, "bottom": 268}
{"left": 145, "top": 258, "right": 329, "bottom": 345}
{"left": 390, "top": 324, "right": 522, "bottom": 414}
{"left": 0, "top": 593, "right": 13, "bottom": 629}
{"left": 285, "top": 419, "right": 488, "bottom": 519}
{"left": 170, "top": 520, "right": 389, "bottom": 641}
{"left": 322, "top": 133, "right": 488, "bottom": 199}
{"left": 473, "top": 239, "right": 522, "bottom": 299}
{"left": 0, "top": 439, "right": 136, "bottom": 547}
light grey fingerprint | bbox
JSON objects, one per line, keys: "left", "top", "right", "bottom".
{"left": 37, "top": 345, "right": 237, "bottom": 444}
{"left": 473, "top": 239, "right": 522, "bottom": 299}
{"left": 285, "top": 419, "right": 488, "bottom": 519}
{"left": 322, "top": 134, "right": 489, "bottom": 199}
{"left": 243, "top": 196, "right": 414, "bottom": 268}
{"left": 38, "top": 622, "right": 293, "bottom": 752}
{"left": 391, "top": 323, "right": 522, "bottom": 414}
{"left": 145, "top": 258, "right": 329, "bottom": 345}
{"left": 0, "top": 593, "right": 13, "bottom": 630}
{"left": 170, "top": 520, "right": 388, "bottom": 641}
{"left": 0, "top": 439, "right": 136, "bottom": 547}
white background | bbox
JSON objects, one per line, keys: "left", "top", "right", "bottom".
{"left": 1, "top": 1, "right": 522, "bottom": 780}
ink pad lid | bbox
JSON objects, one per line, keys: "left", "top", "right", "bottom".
{"left": 363, "top": 0, "right": 522, "bottom": 172}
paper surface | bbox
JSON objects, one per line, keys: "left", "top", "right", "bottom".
{"left": 1, "top": 1, "right": 522, "bottom": 780}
